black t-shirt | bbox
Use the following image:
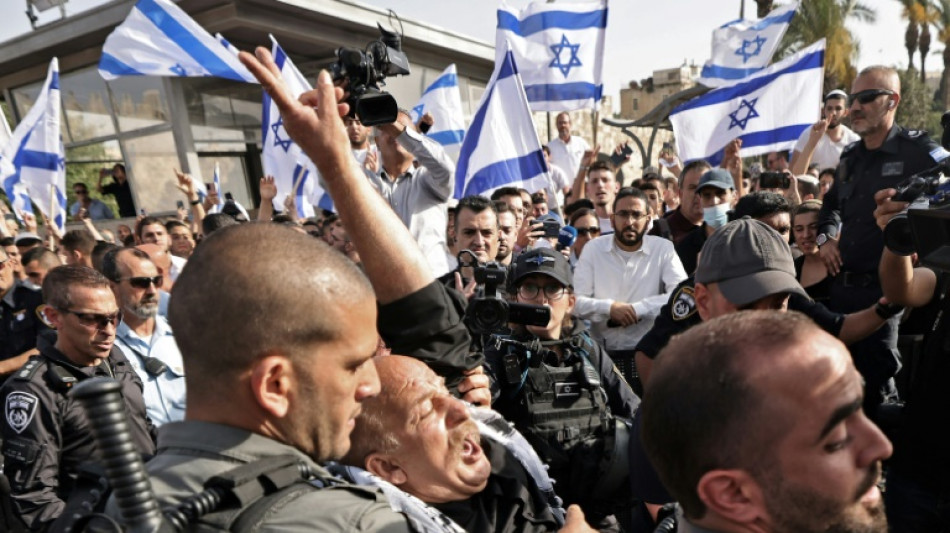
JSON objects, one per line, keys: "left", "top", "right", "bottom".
{"left": 101, "top": 179, "right": 136, "bottom": 217}
{"left": 674, "top": 225, "right": 707, "bottom": 276}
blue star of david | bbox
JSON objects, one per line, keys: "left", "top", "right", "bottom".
{"left": 169, "top": 64, "right": 187, "bottom": 76}
{"left": 411, "top": 104, "right": 425, "bottom": 121}
{"left": 526, "top": 255, "right": 555, "bottom": 266}
{"left": 549, "top": 34, "right": 582, "bottom": 77}
{"left": 728, "top": 98, "right": 760, "bottom": 130}
{"left": 271, "top": 117, "right": 293, "bottom": 152}
{"left": 735, "top": 35, "right": 767, "bottom": 63}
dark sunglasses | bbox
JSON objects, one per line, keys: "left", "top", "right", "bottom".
{"left": 59, "top": 309, "right": 122, "bottom": 330}
{"left": 848, "top": 89, "right": 895, "bottom": 107}
{"left": 119, "top": 275, "right": 163, "bottom": 289}
{"left": 574, "top": 226, "right": 601, "bottom": 236}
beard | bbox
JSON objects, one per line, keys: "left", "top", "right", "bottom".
{"left": 614, "top": 224, "right": 644, "bottom": 248}
{"left": 126, "top": 297, "right": 159, "bottom": 320}
{"left": 762, "top": 463, "right": 887, "bottom": 533}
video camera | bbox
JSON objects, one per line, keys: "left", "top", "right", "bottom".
{"left": 883, "top": 159, "right": 950, "bottom": 257}
{"left": 330, "top": 23, "right": 410, "bottom": 126}
{"left": 458, "top": 250, "right": 550, "bottom": 336}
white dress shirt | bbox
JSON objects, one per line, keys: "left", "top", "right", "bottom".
{"left": 548, "top": 135, "right": 590, "bottom": 178}
{"left": 573, "top": 234, "right": 687, "bottom": 350}
{"left": 792, "top": 125, "right": 860, "bottom": 170}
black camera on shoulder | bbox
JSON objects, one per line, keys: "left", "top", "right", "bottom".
{"left": 759, "top": 171, "right": 791, "bottom": 189}
{"left": 883, "top": 160, "right": 950, "bottom": 256}
{"left": 458, "top": 250, "right": 550, "bottom": 336}
{"left": 330, "top": 23, "right": 410, "bottom": 126}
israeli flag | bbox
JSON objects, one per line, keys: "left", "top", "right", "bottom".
{"left": 496, "top": 0, "right": 607, "bottom": 112}
{"left": 261, "top": 36, "right": 327, "bottom": 216}
{"left": 207, "top": 161, "right": 224, "bottom": 214}
{"left": 98, "top": 0, "right": 256, "bottom": 83}
{"left": 409, "top": 64, "right": 466, "bottom": 151}
{"left": 455, "top": 45, "right": 550, "bottom": 199}
{"left": 670, "top": 39, "right": 824, "bottom": 165}
{"left": 0, "top": 59, "right": 67, "bottom": 233}
{"left": 698, "top": 3, "right": 797, "bottom": 88}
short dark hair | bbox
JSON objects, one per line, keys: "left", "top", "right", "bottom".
{"left": 564, "top": 198, "right": 595, "bottom": 218}
{"left": 643, "top": 311, "right": 819, "bottom": 520}
{"left": 73, "top": 182, "right": 89, "bottom": 193}
{"left": 568, "top": 207, "right": 596, "bottom": 226}
{"left": 490, "top": 187, "right": 522, "bottom": 201}
{"left": 61, "top": 229, "right": 97, "bottom": 255}
{"left": 43, "top": 265, "right": 111, "bottom": 310}
{"left": 794, "top": 199, "right": 822, "bottom": 219}
{"left": 135, "top": 216, "right": 164, "bottom": 239}
{"left": 637, "top": 181, "right": 661, "bottom": 194}
{"left": 798, "top": 178, "right": 820, "bottom": 199}
{"left": 613, "top": 187, "right": 650, "bottom": 213}
{"left": 733, "top": 192, "right": 790, "bottom": 220}
{"left": 101, "top": 247, "right": 151, "bottom": 282}
{"left": 92, "top": 242, "right": 120, "bottom": 274}
{"left": 0, "top": 237, "right": 14, "bottom": 247}
{"left": 22, "top": 247, "right": 60, "bottom": 270}
{"left": 202, "top": 213, "right": 239, "bottom": 236}
{"left": 455, "top": 195, "right": 497, "bottom": 226}
{"left": 819, "top": 168, "right": 836, "bottom": 180}
{"left": 642, "top": 174, "right": 665, "bottom": 191}
{"left": 165, "top": 220, "right": 189, "bottom": 232}
{"left": 270, "top": 214, "right": 300, "bottom": 226}
{"left": 679, "top": 160, "right": 711, "bottom": 188}
{"left": 588, "top": 160, "right": 611, "bottom": 174}
{"left": 530, "top": 191, "right": 546, "bottom": 205}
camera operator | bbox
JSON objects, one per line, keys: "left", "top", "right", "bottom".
{"left": 873, "top": 187, "right": 950, "bottom": 532}
{"left": 484, "top": 247, "right": 639, "bottom": 530}
{"left": 817, "top": 66, "right": 948, "bottom": 412}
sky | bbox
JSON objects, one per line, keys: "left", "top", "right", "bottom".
{"left": 0, "top": 0, "right": 916, "bottom": 105}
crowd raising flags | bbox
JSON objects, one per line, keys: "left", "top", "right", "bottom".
{"left": 697, "top": 2, "right": 798, "bottom": 88}
{"left": 0, "top": 58, "right": 67, "bottom": 235}
{"left": 496, "top": 0, "right": 607, "bottom": 112}
{"left": 455, "top": 45, "right": 551, "bottom": 200}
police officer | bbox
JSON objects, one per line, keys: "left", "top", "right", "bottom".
{"left": 817, "top": 65, "right": 946, "bottom": 409}
{"left": 0, "top": 265, "right": 154, "bottom": 531}
{"left": 485, "top": 247, "right": 638, "bottom": 528}
{"left": 0, "top": 249, "right": 52, "bottom": 378}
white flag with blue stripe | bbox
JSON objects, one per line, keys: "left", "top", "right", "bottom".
{"left": 698, "top": 3, "right": 797, "bottom": 88}
{"left": 496, "top": 0, "right": 607, "bottom": 112}
{"left": 455, "top": 45, "right": 550, "bottom": 199}
{"left": 670, "top": 39, "right": 825, "bottom": 165}
{"left": 207, "top": 161, "right": 224, "bottom": 214}
{"left": 0, "top": 59, "right": 67, "bottom": 233}
{"left": 261, "top": 36, "right": 328, "bottom": 216}
{"left": 98, "top": 0, "right": 256, "bottom": 83}
{"left": 409, "top": 64, "right": 466, "bottom": 151}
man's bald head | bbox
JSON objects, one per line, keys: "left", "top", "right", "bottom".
{"left": 169, "top": 224, "right": 375, "bottom": 400}
{"left": 857, "top": 65, "right": 900, "bottom": 94}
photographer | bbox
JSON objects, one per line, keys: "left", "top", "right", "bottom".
{"left": 96, "top": 163, "right": 136, "bottom": 218}
{"left": 873, "top": 188, "right": 949, "bottom": 532}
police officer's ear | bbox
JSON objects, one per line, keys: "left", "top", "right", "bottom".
{"left": 696, "top": 469, "right": 768, "bottom": 525}
{"left": 249, "top": 355, "right": 294, "bottom": 418}
{"left": 366, "top": 454, "right": 408, "bottom": 486}
{"left": 43, "top": 305, "right": 63, "bottom": 330}
{"left": 694, "top": 282, "right": 713, "bottom": 322}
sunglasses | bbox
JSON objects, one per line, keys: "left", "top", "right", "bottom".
{"left": 119, "top": 275, "right": 163, "bottom": 289}
{"left": 574, "top": 226, "right": 601, "bottom": 237}
{"left": 848, "top": 89, "right": 895, "bottom": 106}
{"left": 59, "top": 309, "right": 122, "bottom": 330}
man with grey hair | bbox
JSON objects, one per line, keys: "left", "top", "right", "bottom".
{"left": 818, "top": 65, "right": 947, "bottom": 411}
{"left": 103, "top": 247, "right": 186, "bottom": 426}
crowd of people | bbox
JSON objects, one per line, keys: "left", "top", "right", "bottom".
{"left": 0, "top": 49, "right": 947, "bottom": 533}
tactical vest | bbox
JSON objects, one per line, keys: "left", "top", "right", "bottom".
{"left": 490, "top": 333, "right": 615, "bottom": 502}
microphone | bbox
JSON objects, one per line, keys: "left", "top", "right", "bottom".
{"left": 557, "top": 225, "right": 578, "bottom": 252}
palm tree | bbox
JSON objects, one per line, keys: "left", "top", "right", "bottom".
{"left": 898, "top": 0, "right": 932, "bottom": 72}
{"left": 917, "top": 2, "right": 941, "bottom": 81}
{"left": 777, "top": 0, "right": 877, "bottom": 90}
{"left": 755, "top": 0, "right": 774, "bottom": 18}
{"left": 933, "top": 0, "right": 950, "bottom": 107}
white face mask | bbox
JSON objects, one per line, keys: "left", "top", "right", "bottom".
{"left": 703, "top": 202, "right": 731, "bottom": 229}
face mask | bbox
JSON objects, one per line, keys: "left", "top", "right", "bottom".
{"left": 703, "top": 202, "right": 730, "bottom": 229}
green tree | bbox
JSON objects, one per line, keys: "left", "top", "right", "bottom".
{"left": 755, "top": 0, "right": 774, "bottom": 18}
{"left": 934, "top": 0, "right": 950, "bottom": 108}
{"left": 896, "top": 68, "right": 942, "bottom": 133}
{"left": 777, "top": 0, "right": 876, "bottom": 90}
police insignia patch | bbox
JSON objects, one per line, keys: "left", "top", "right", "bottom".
{"left": 671, "top": 286, "right": 697, "bottom": 321}
{"left": 5, "top": 392, "right": 39, "bottom": 434}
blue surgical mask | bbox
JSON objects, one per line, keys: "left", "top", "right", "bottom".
{"left": 703, "top": 202, "right": 730, "bottom": 229}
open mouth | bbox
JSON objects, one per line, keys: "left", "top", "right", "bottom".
{"left": 460, "top": 434, "right": 482, "bottom": 463}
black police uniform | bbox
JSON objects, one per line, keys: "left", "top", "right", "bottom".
{"left": 673, "top": 225, "right": 708, "bottom": 276}
{"left": 0, "top": 285, "right": 51, "bottom": 365}
{"left": 885, "top": 274, "right": 950, "bottom": 531}
{"left": 484, "top": 320, "right": 639, "bottom": 524}
{"left": 818, "top": 125, "right": 946, "bottom": 407}
{"left": 0, "top": 345, "right": 155, "bottom": 530}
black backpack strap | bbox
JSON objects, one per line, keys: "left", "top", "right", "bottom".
{"left": 228, "top": 482, "right": 316, "bottom": 533}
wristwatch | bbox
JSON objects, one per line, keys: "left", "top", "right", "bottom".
{"left": 816, "top": 233, "right": 829, "bottom": 248}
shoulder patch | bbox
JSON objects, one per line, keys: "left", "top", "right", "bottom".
{"left": 905, "top": 129, "right": 924, "bottom": 138}
{"left": 930, "top": 146, "right": 950, "bottom": 163}
{"left": 671, "top": 286, "right": 697, "bottom": 321}
{"left": 13, "top": 358, "right": 43, "bottom": 382}
{"left": 35, "top": 304, "right": 54, "bottom": 328}
{"left": 5, "top": 392, "right": 39, "bottom": 434}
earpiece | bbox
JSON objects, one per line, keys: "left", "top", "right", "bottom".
{"left": 888, "top": 101, "right": 895, "bottom": 109}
